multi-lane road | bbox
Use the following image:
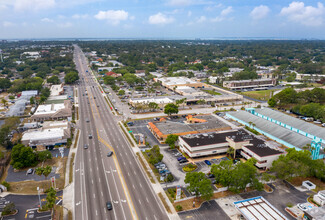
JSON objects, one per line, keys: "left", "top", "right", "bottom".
{"left": 73, "top": 45, "right": 168, "bottom": 220}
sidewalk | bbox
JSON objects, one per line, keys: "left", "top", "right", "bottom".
{"left": 62, "top": 86, "right": 80, "bottom": 220}
{"left": 119, "top": 122, "right": 180, "bottom": 220}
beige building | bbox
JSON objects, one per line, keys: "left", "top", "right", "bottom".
{"left": 31, "top": 100, "right": 72, "bottom": 121}
{"left": 223, "top": 79, "right": 276, "bottom": 90}
{"left": 22, "top": 121, "right": 71, "bottom": 148}
{"left": 154, "top": 77, "right": 204, "bottom": 90}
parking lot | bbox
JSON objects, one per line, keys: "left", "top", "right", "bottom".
{"left": 5, "top": 148, "right": 68, "bottom": 182}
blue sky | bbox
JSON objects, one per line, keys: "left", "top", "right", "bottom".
{"left": 0, "top": 0, "right": 324, "bottom": 39}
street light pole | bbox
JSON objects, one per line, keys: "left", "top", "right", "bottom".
{"left": 37, "top": 187, "right": 42, "bottom": 209}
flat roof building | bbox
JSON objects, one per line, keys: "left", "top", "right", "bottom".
{"left": 223, "top": 79, "right": 276, "bottom": 90}
{"left": 31, "top": 100, "right": 72, "bottom": 121}
{"left": 154, "top": 77, "right": 205, "bottom": 90}
{"left": 129, "top": 97, "right": 173, "bottom": 108}
{"left": 227, "top": 110, "right": 313, "bottom": 150}
{"left": 179, "top": 128, "right": 284, "bottom": 168}
{"left": 303, "top": 207, "right": 325, "bottom": 220}
{"left": 21, "top": 121, "right": 71, "bottom": 148}
{"left": 234, "top": 196, "right": 288, "bottom": 220}
{"left": 148, "top": 115, "right": 231, "bottom": 143}
{"left": 50, "top": 84, "right": 64, "bottom": 96}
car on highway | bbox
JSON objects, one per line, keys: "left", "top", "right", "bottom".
{"left": 86, "top": 118, "right": 89, "bottom": 122}
{"left": 88, "top": 135, "right": 92, "bottom": 139}
{"left": 84, "top": 144, "right": 88, "bottom": 149}
{"left": 106, "top": 201, "right": 112, "bottom": 210}
{"left": 204, "top": 160, "right": 212, "bottom": 165}
{"left": 27, "top": 168, "right": 33, "bottom": 174}
{"left": 107, "top": 151, "right": 113, "bottom": 157}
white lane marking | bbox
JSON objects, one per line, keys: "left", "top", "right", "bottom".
{"left": 99, "top": 178, "right": 101, "bottom": 183}
{"left": 92, "top": 179, "right": 93, "bottom": 184}
{"left": 154, "top": 214, "right": 157, "bottom": 220}
{"left": 133, "top": 170, "right": 136, "bottom": 175}
{"left": 96, "top": 210, "right": 98, "bottom": 216}
{"left": 101, "top": 191, "right": 103, "bottom": 196}
{"left": 97, "top": 166, "right": 99, "bottom": 171}
{"left": 139, "top": 183, "right": 142, "bottom": 188}
{"left": 146, "top": 197, "right": 149, "bottom": 203}
{"left": 110, "top": 166, "right": 127, "bottom": 219}
{"left": 138, "top": 199, "right": 142, "bottom": 205}
{"left": 123, "top": 162, "right": 126, "bottom": 165}
{"left": 90, "top": 168, "right": 92, "bottom": 172}
{"left": 128, "top": 172, "right": 130, "bottom": 176}
{"left": 132, "top": 184, "right": 135, "bottom": 189}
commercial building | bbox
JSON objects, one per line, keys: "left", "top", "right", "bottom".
{"left": 21, "top": 121, "right": 71, "bottom": 148}
{"left": 6, "top": 90, "right": 38, "bottom": 117}
{"left": 50, "top": 84, "right": 64, "bottom": 96}
{"left": 226, "top": 110, "right": 313, "bottom": 150}
{"left": 234, "top": 196, "right": 288, "bottom": 220}
{"left": 223, "top": 79, "right": 276, "bottom": 90}
{"left": 303, "top": 207, "right": 325, "bottom": 220}
{"left": 31, "top": 100, "right": 72, "bottom": 121}
{"left": 154, "top": 77, "right": 205, "bottom": 90}
{"left": 179, "top": 128, "right": 284, "bottom": 168}
{"left": 313, "top": 190, "right": 325, "bottom": 206}
{"left": 148, "top": 115, "right": 231, "bottom": 143}
{"left": 129, "top": 97, "right": 173, "bottom": 108}
{"left": 296, "top": 73, "right": 325, "bottom": 82}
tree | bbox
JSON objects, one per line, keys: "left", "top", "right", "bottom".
{"left": 147, "top": 145, "right": 163, "bottom": 165}
{"left": 2, "top": 202, "right": 16, "bottom": 215}
{"left": 37, "top": 150, "right": 52, "bottom": 163}
{"left": 164, "top": 103, "right": 179, "bottom": 116}
{"left": 36, "top": 165, "right": 52, "bottom": 188}
{"left": 148, "top": 102, "right": 159, "bottom": 112}
{"left": 30, "top": 96, "right": 35, "bottom": 105}
{"left": 1, "top": 98, "right": 8, "bottom": 108}
{"left": 118, "top": 90, "right": 125, "bottom": 96}
{"left": 45, "top": 187, "right": 56, "bottom": 210}
{"left": 176, "top": 98, "right": 187, "bottom": 109}
{"left": 11, "top": 144, "right": 37, "bottom": 169}
{"left": 0, "top": 78, "right": 12, "bottom": 90}
{"left": 197, "top": 99, "right": 206, "bottom": 105}
{"left": 47, "top": 75, "right": 60, "bottom": 84}
{"left": 103, "top": 76, "right": 115, "bottom": 85}
{"left": 64, "top": 72, "right": 79, "bottom": 84}
{"left": 165, "top": 134, "right": 179, "bottom": 148}
{"left": 184, "top": 172, "right": 213, "bottom": 201}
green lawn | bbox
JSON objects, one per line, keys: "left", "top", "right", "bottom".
{"left": 202, "top": 89, "right": 222, "bottom": 95}
{"left": 240, "top": 89, "right": 279, "bottom": 101}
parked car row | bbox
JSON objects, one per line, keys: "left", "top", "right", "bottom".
{"left": 155, "top": 162, "right": 171, "bottom": 177}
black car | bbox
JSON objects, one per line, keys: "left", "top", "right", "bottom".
{"left": 208, "top": 174, "right": 215, "bottom": 178}
{"left": 106, "top": 201, "right": 112, "bottom": 210}
{"left": 179, "top": 159, "right": 188, "bottom": 164}
{"left": 107, "top": 151, "right": 113, "bottom": 157}
{"left": 89, "top": 135, "right": 92, "bottom": 139}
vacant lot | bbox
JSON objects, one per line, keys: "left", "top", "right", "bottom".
{"left": 241, "top": 89, "right": 279, "bottom": 101}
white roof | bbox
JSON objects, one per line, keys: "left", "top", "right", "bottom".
{"left": 234, "top": 196, "right": 288, "bottom": 220}
{"left": 34, "top": 103, "right": 65, "bottom": 115}
{"left": 50, "top": 85, "right": 63, "bottom": 96}
{"left": 22, "top": 128, "right": 65, "bottom": 142}
{"left": 158, "top": 77, "right": 198, "bottom": 86}
{"left": 130, "top": 97, "right": 173, "bottom": 104}
{"left": 21, "top": 90, "right": 38, "bottom": 96}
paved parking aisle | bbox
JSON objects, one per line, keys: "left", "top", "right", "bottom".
{"left": 179, "top": 200, "right": 230, "bottom": 220}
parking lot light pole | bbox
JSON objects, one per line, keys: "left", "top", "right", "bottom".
{"left": 37, "top": 187, "right": 42, "bottom": 209}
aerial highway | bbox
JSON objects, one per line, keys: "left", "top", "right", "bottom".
{"left": 73, "top": 45, "right": 168, "bottom": 220}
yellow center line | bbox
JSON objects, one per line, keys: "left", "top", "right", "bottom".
{"left": 84, "top": 78, "right": 139, "bottom": 220}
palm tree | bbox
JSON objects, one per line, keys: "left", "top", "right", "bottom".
{"left": 227, "top": 147, "right": 235, "bottom": 158}
{"left": 248, "top": 121, "right": 253, "bottom": 127}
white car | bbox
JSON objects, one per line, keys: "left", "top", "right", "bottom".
{"left": 297, "top": 203, "right": 314, "bottom": 212}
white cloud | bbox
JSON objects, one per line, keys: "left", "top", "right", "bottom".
{"left": 72, "top": 14, "right": 89, "bottom": 19}
{"left": 2, "top": 21, "right": 14, "bottom": 27}
{"left": 41, "top": 18, "right": 54, "bottom": 22}
{"left": 14, "top": 0, "right": 55, "bottom": 11}
{"left": 205, "top": 3, "right": 222, "bottom": 11}
{"left": 165, "top": 0, "right": 193, "bottom": 6}
{"left": 250, "top": 5, "right": 270, "bottom": 20}
{"left": 212, "top": 6, "right": 233, "bottom": 22}
{"left": 280, "top": 2, "right": 325, "bottom": 26}
{"left": 94, "top": 10, "right": 129, "bottom": 25}
{"left": 148, "top": 12, "right": 174, "bottom": 25}
{"left": 187, "top": 11, "right": 192, "bottom": 17}
{"left": 187, "top": 15, "right": 206, "bottom": 25}
{"left": 57, "top": 22, "right": 72, "bottom": 28}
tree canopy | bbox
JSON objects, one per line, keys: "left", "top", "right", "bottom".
{"left": 184, "top": 172, "right": 213, "bottom": 200}
{"left": 164, "top": 103, "right": 179, "bottom": 116}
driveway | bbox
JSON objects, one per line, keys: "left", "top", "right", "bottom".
{"left": 6, "top": 166, "right": 60, "bottom": 182}
{"left": 179, "top": 200, "right": 230, "bottom": 220}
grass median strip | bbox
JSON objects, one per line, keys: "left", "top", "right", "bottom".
{"left": 119, "top": 123, "right": 135, "bottom": 147}
{"left": 73, "top": 130, "right": 80, "bottom": 149}
{"left": 158, "top": 192, "right": 172, "bottom": 214}
{"left": 69, "top": 153, "right": 75, "bottom": 184}
{"left": 136, "top": 152, "right": 155, "bottom": 184}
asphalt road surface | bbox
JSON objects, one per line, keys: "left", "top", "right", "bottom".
{"left": 73, "top": 45, "right": 168, "bottom": 220}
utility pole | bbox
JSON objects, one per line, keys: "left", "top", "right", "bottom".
{"left": 37, "top": 187, "right": 42, "bottom": 209}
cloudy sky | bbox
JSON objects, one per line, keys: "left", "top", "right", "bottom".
{"left": 0, "top": 0, "right": 324, "bottom": 39}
